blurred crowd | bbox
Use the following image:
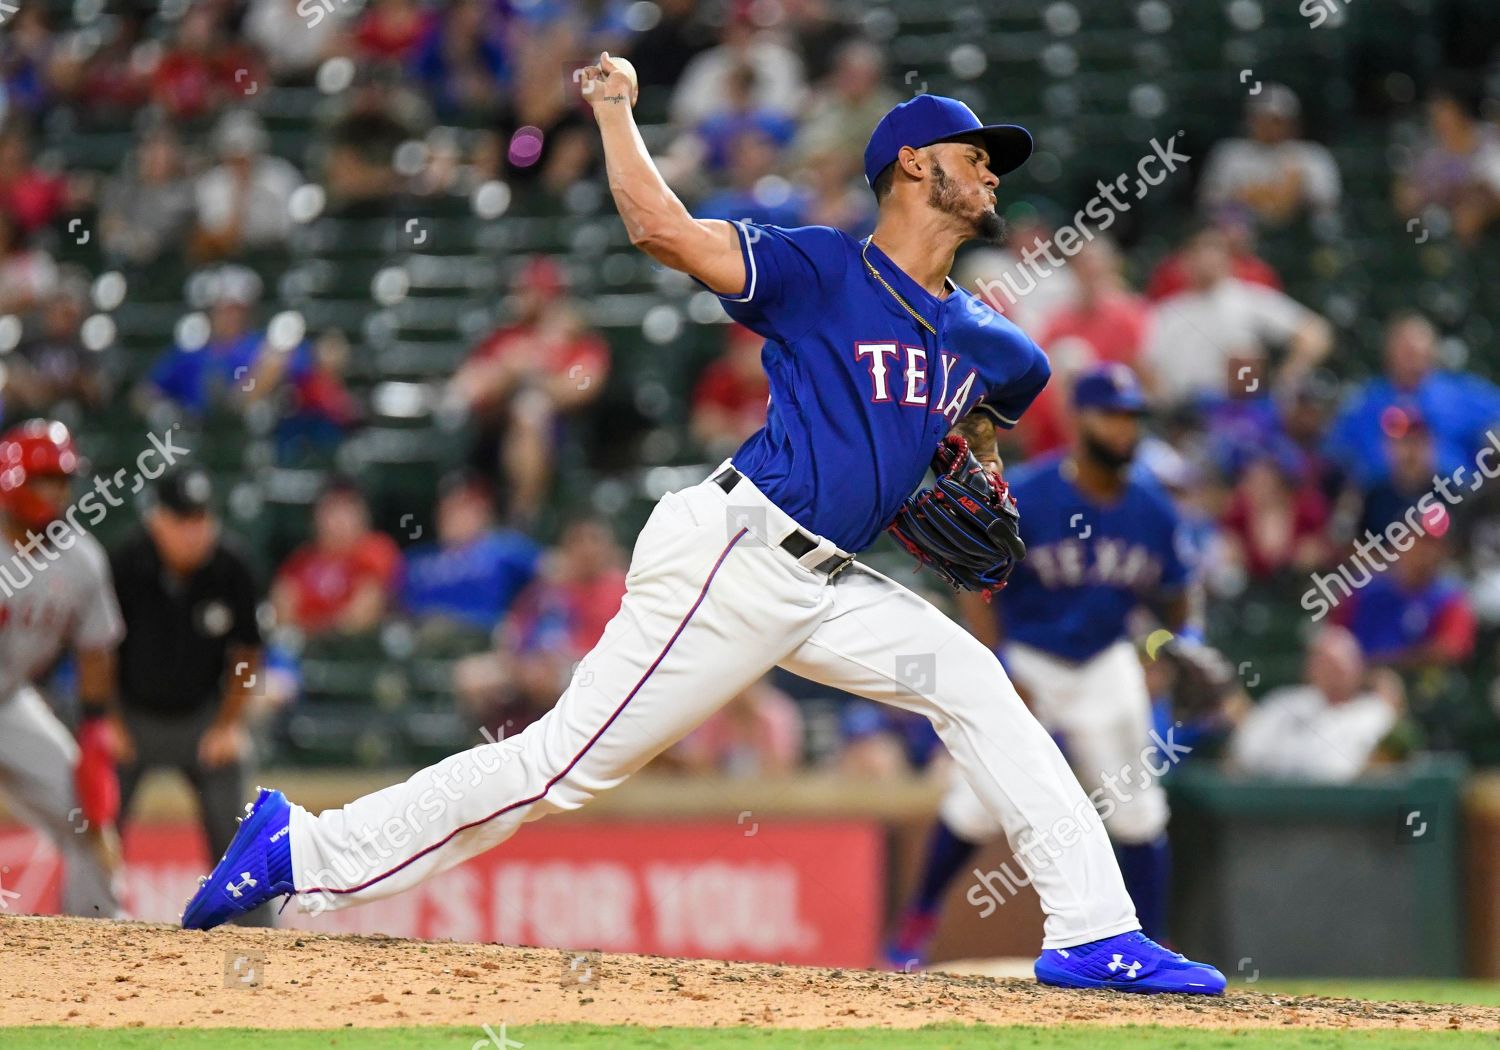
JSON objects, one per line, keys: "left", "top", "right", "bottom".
{"left": 2, "top": 0, "right": 1500, "bottom": 781}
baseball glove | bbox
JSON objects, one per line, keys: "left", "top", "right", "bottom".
{"left": 887, "top": 434, "right": 1026, "bottom": 599}
{"left": 1156, "top": 637, "right": 1238, "bottom": 725}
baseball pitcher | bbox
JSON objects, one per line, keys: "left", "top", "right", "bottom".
{"left": 182, "top": 58, "right": 1223, "bottom": 994}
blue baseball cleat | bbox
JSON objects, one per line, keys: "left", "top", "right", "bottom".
{"left": 182, "top": 787, "right": 295, "bottom": 931}
{"left": 1035, "top": 930, "right": 1226, "bottom": 995}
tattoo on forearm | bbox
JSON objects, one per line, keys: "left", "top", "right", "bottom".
{"left": 602, "top": 93, "right": 628, "bottom": 103}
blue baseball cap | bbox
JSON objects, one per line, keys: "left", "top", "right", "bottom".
{"left": 863, "top": 95, "right": 1033, "bottom": 191}
{"left": 1073, "top": 364, "right": 1148, "bottom": 414}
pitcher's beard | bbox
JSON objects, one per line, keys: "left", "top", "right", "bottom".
{"left": 929, "top": 159, "right": 1006, "bottom": 244}
{"left": 1082, "top": 432, "right": 1137, "bottom": 471}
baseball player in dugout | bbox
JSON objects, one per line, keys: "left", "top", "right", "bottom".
{"left": 112, "top": 466, "right": 272, "bottom": 925}
{"left": 183, "top": 52, "right": 1225, "bottom": 994}
{"left": 0, "top": 420, "right": 126, "bottom": 918}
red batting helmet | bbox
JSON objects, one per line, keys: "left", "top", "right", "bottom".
{"left": 0, "top": 419, "right": 81, "bottom": 529}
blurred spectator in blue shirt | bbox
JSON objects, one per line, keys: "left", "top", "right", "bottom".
{"left": 411, "top": 0, "right": 510, "bottom": 118}
{"left": 1336, "top": 510, "right": 1477, "bottom": 672}
{"left": 1327, "top": 313, "right": 1500, "bottom": 487}
{"left": 1357, "top": 408, "right": 1437, "bottom": 536}
{"left": 693, "top": 64, "right": 797, "bottom": 174}
{"left": 400, "top": 474, "right": 541, "bottom": 634}
{"left": 696, "top": 129, "right": 808, "bottom": 228}
{"left": 835, "top": 702, "right": 944, "bottom": 780}
{"left": 139, "top": 265, "right": 313, "bottom": 417}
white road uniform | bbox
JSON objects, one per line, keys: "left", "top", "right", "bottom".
{"left": 0, "top": 531, "right": 125, "bottom": 916}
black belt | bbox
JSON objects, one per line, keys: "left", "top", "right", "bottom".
{"left": 713, "top": 466, "right": 855, "bottom": 579}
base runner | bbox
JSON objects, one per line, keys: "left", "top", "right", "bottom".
{"left": 182, "top": 60, "right": 1224, "bottom": 994}
{"left": 0, "top": 420, "right": 126, "bottom": 918}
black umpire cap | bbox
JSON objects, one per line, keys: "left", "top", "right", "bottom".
{"left": 153, "top": 466, "right": 214, "bottom": 516}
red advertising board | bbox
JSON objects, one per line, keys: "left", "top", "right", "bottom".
{"left": 0, "top": 819, "right": 883, "bottom": 967}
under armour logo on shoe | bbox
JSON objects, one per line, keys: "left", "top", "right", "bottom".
{"left": 226, "top": 872, "right": 259, "bottom": 898}
{"left": 1108, "top": 954, "right": 1142, "bottom": 978}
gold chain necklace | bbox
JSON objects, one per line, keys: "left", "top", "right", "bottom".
{"left": 861, "top": 239, "right": 937, "bottom": 336}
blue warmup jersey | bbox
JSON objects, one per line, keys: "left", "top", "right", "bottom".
{"left": 712, "top": 222, "right": 1051, "bottom": 553}
{"left": 999, "top": 455, "right": 1190, "bottom": 663}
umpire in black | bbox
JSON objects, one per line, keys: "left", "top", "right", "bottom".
{"left": 110, "top": 466, "right": 272, "bottom": 925}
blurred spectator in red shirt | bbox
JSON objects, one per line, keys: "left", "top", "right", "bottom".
{"left": 455, "top": 517, "right": 626, "bottom": 738}
{"left": 1145, "top": 210, "right": 1282, "bottom": 302}
{"left": 1040, "top": 235, "right": 1151, "bottom": 368}
{"left": 1009, "top": 334, "right": 1095, "bottom": 460}
{"left": 446, "top": 256, "right": 609, "bottom": 523}
{"left": 277, "top": 328, "right": 363, "bottom": 465}
{"left": 666, "top": 677, "right": 804, "bottom": 776}
{"left": 0, "top": 210, "right": 58, "bottom": 315}
{"left": 355, "top": 0, "right": 433, "bottom": 62}
{"left": 512, "top": 517, "right": 626, "bottom": 658}
{"left": 53, "top": 10, "right": 152, "bottom": 117}
{"left": 272, "top": 479, "right": 401, "bottom": 637}
{"left": 691, "top": 324, "right": 770, "bottom": 458}
{"left": 0, "top": 127, "right": 70, "bottom": 237}
{"left": 1221, "top": 448, "right": 1333, "bottom": 582}
{"left": 150, "top": 4, "right": 264, "bottom": 121}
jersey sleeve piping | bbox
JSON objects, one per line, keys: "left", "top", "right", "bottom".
{"left": 716, "top": 220, "right": 758, "bottom": 304}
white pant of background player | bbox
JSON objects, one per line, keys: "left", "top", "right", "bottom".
{"left": 939, "top": 640, "right": 1169, "bottom": 847}
{"left": 289, "top": 468, "right": 1138, "bottom": 948}
{"left": 0, "top": 686, "right": 120, "bottom": 916}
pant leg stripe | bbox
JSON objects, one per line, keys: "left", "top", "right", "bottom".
{"left": 305, "top": 527, "right": 750, "bottom": 897}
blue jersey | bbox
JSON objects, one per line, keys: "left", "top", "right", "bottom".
{"left": 713, "top": 222, "right": 1051, "bottom": 553}
{"left": 149, "top": 331, "right": 313, "bottom": 415}
{"left": 999, "top": 455, "right": 1190, "bottom": 662}
{"left": 400, "top": 530, "right": 542, "bottom": 632}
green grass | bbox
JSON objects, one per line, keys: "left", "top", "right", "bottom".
{"left": 1256, "top": 981, "right": 1500, "bottom": 1007}
{"left": 0, "top": 1027, "right": 1494, "bottom": 1049}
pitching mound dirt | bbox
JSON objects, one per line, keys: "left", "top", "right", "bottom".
{"left": 3, "top": 916, "right": 1494, "bottom": 1031}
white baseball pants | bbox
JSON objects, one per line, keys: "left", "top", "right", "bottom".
{"left": 289, "top": 467, "right": 1137, "bottom": 948}
{"left": 940, "top": 639, "right": 1169, "bottom": 846}
{"left": 0, "top": 686, "right": 122, "bottom": 917}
